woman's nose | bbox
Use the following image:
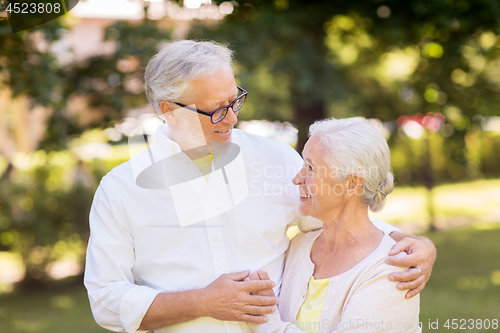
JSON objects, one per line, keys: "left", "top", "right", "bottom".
{"left": 293, "top": 168, "right": 305, "bottom": 185}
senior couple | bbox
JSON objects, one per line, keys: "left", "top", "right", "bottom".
{"left": 84, "top": 40, "right": 435, "bottom": 333}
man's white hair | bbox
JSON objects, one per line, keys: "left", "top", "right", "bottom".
{"left": 308, "top": 117, "right": 394, "bottom": 213}
{"left": 144, "top": 40, "right": 234, "bottom": 117}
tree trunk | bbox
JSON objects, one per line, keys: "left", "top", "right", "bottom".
{"left": 293, "top": 100, "right": 326, "bottom": 153}
{"left": 423, "top": 134, "right": 437, "bottom": 231}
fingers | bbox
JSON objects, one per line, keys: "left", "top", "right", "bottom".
{"left": 246, "top": 294, "right": 279, "bottom": 306}
{"left": 243, "top": 279, "right": 276, "bottom": 293}
{"left": 395, "top": 274, "right": 426, "bottom": 293}
{"left": 248, "top": 270, "right": 270, "bottom": 281}
{"left": 243, "top": 304, "right": 277, "bottom": 316}
{"left": 247, "top": 271, "right": 274, "bottom": 296}
{"left": 256, "top": 270, "right": 270, "bottom": 280}
{"left": 237, "top": 314, "right": 269, "bottom": 324}
{"left": 405, "top": 280, "right": 427, "bottom": 299}
{"left": 388, "top": 237, "right": 414, "bottom": 256}
{"left": 258, "top": 289, "right": 276, "bottom": 297}
{"left": 387, "top": 264, "right": 428, "bottom": 299}
{"left": 385, "top": 255, "right": 413, "bottom": 268}
{"left": 388, "top": 267, "right": 422, "bottom": 283}
{"left": 228, "top": 270, "right": 251, "bottom": 282}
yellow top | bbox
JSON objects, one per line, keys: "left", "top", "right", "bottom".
{"left": 296, "top": 275, "right": 329, "bottom": 333}
{"left": 296, "top": 241, "right": 329, "bottom": 333}
{"left": 192, "top": 154, "right": 213, "bottom": 183}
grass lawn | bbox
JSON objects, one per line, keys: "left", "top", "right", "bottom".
{"left": 0, "top": 284, "right": 108, "bottom": 333}
{"left": 419, "top": 223, "right": 500, "bottom": 332}
{"left": 1, "top": 224, "right": 499, "bottom": 332}
{"left": 370, "top": 179, "right": 500, "bottom": 232}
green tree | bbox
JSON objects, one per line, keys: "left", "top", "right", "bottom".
{"left": 0, "top": 5, "right": 172, "bottom": 289}
{"left": 195, "top": 0, "right": 500, "bottom": 152}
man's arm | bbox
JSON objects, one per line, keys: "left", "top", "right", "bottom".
{"left": 139, "top": 271, "right": 279, "bottom": 331}
{"left": 86, "top": 178, "right": 278, "bottom": 333}
{"left": 386, "top": 232, "right": 437, "bottom": 299}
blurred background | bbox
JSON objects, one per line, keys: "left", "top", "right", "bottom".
{"left": 0, "top": 0, "right": 499, "bottom": 332}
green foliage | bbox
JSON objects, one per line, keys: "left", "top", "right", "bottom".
{"left": 389, "top": 130, "right": 500, "bottom": 185}
{"left": 0, "top": 148, "right": 127, "bottom": 289}
{"left": 0, "top": 18, "right": 65, "bottom": 107}
{"left": 40, "top": 16, "right": 170, "bottom": 151}
{"left": 62, "top": 19, "right": 169, "bottom": 113}
{"left": 1, "top": 8, "right": 171, "bottom": 152}
{"left": 193, "top": 0, "right": 500, "bottom": 182}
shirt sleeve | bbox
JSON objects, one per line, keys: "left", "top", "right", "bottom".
{"left": 370, "top": 218, "right": 401, "bottom": 235}
{"left": 84, "top": 176, "right": 160, "bottom": 333}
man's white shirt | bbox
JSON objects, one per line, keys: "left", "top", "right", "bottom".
{"left": 84, "top": 124, "right": 398, "bottom": 333}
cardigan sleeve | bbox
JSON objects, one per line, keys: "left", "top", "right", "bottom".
{"left": 249, "top": 310, "right": 308, "bottom": 333}
{"left": 332, "top": 262, "right": 421, "bottom": 332}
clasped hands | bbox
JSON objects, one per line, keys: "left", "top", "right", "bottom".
{"left": 200, "top": 270, "right": 279, "bottom": 324}
{"left": 201, "top": 236, "right": 436, "bottom": 324}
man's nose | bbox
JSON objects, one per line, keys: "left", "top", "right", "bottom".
{"left": 222, "top": 107, "right": 238, "bottom": 125}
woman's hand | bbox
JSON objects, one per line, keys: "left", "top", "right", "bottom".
{"left": 246, "top": 271, "right": 276, "bottom": 297}
{"left": 385, "top": 234, "right": 437, "bottom": 299}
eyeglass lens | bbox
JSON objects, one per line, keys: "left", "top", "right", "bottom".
{"left": 212, "top": 93, "right": 246, "bottom": 123}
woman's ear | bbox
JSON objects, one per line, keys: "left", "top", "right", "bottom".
{"left": 347, "top": 174, "right": 364, "bottom": 196}
{"left": 160, "top": 101, "right": 176, "bottom": 125}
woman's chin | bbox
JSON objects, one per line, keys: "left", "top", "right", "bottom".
{"left": 299, "top": 206, "right": 311, "bottom": 217}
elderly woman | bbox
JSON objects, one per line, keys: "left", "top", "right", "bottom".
{"left": 250, "top": 118, "right": 421, "bottom": 333}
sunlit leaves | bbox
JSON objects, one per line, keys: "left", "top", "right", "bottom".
{"left": 324, "top": 14, "right": 374, "bottom": 66}
{"left": 378, "top": 47, "right": 420, "bottom": 82}
{"left": 451, "top": 69, "right": 475, "bottom": 87}
{"left": 423, "top": 42, "right": 444, "bottom": 58}
{"left": 479, "top": 31, "right": 497, "bottom": 50}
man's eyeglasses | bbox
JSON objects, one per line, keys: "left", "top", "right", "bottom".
{"left": 170, "top": 86, "right": 247, "bottom": 124}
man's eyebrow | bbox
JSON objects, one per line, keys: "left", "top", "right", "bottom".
{"left": 208, "top": 89, "right": 239, "bottom": 109}
{"left": 207, "top": 101, "right": 223, "bottom": 109}
{"left": 304, "top": 157, "right": 314, "bottom": 165}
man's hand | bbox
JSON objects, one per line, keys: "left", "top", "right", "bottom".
{"left": 200, "top": 270, "right": 279, "bottom": 324}
{"left": 385, "top": 234, "right": 437, "bottom": 299}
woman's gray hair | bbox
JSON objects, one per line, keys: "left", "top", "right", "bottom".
{"left": 309, "top": 118, "right": 394, "bottom": 213}
{"left": 144, "top": 40, "right": 234, "bottom": 117}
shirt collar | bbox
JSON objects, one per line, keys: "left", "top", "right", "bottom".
{"left": 149, "top": 123, "right": 183, "bottom": 161}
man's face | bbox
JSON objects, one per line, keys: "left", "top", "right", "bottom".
{"left": 170, "top": 68, "right": 239, "bottom": 145}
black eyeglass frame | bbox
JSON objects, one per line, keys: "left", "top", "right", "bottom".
{"left": 169, "top": 86, "right": 248, "bottom": 124}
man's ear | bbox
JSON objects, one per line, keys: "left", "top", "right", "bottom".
{"left": 160, "top": 101, "right": 176, "bottom": 124}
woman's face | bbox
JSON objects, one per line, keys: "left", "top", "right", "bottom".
{"left": 293, "top": 136, "right": 348, "bottom": 220}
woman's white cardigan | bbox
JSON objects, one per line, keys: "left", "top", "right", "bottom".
{"left": 251, "top": 227, "right": 421, "bottom": 333}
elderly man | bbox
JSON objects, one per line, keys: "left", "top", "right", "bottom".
{"left": 84, "top": 40, "right": 436, "bottom": 333}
